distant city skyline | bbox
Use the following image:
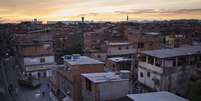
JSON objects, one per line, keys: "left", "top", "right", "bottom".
{"left": 0, "top": 0, "right": 201, "bottom": 23}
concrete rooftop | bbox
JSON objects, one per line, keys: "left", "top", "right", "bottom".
{"left": 64, "top": 56, "right": 104, "bottom": 65}
{"left": 127, "top": 91, "right": 189, "bottom": 101}
{"left": 81, "top": 71, "right": 129, "bottom": 83}
{"left": 142, "top": 45, "right": 201, "bottom": 58}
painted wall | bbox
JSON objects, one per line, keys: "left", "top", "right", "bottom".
{"left": 138, "top": 67, "right": 161, "bottom": 90}
{"left": 99, "top": 81, "right": 129, "bottom": 101}
{"left": 24, "top": 56, "right": 55, "bottom": 66}
{"left": 107, "top": 45, "right": 136, "bottom": 56}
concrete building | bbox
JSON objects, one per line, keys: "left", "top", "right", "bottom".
{"left": 106, "top": 57, "right": 132, "bottom": 71}
{"left": 164, "top": 33, "right": 192, "bottom": 48}
{"left": 83, "top": 26, "right": 130, "bottom": 61}
{"left": 81, "top": 71, "right": 130, "bottom": 101}
{"left": 119, "top": 91, "right": 189, "bottom": 101}
{"left": 16, "top": 33, "right": 56, "bottom": 79}
{"left": 22, "top": 43, "right": 56, "bottom": 78}
{"left": 138, "top": 45, "right": 201, "bottom": 95}
{"left": 106, "top": 42, "right": 136, "bottom": 58}
{"left": 127, "top": 32, "right": 162, "bottom": 51}
{"left": 51, "top": 55, "right": 105, "bottom": 101}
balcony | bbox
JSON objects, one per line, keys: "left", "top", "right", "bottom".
{"left": 139, "top": 61, "right": 163, "bottom": 74}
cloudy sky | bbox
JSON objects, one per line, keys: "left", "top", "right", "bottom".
{"left": 0, "top": 0, "right": 201, "bottom": 23}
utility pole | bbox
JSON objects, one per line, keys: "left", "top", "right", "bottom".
{"left": 130, "top": 25, "right": 141, "bottom": 93}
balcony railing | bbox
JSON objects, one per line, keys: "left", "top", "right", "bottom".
{"left": 139, "top": 61, "right": 163, "bottom": 74}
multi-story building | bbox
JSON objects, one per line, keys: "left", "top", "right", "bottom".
{"left": 127, "top": 32, "right": 162, "bottom": 51}
{"left": 106, "top": 41, "right": 136, "bottom": 58}
{"left": 138, "top": 45, "right": 201, "bottom": 95}
{"left": 51, "top": 55, "right": 105, "bottom": 101}
{"left": 81, "top": 71, "right": 130, "bottom": 101}
{"left": 164, "top": 33, "right": 193, "bottom": 48}
{"left": 16, "top": 33, "right": 56, "bottom": 78}
{"left": 106, "top": 57, "right": 132, "bottom": 71}
{"left": 83, "top": 29, "right": 107, "bottom": 52}
{"left": 88, "top": 41, "right": 136, "bottom": 62}
{"left": 83, "top": 26, "right": 130, "bottom": 61}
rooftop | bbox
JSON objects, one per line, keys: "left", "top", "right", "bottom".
{"left": 143, "top": 32, "right": 160, "bottom": 36}
{"left": 108, "top": 57, "right": 131, "bottom": 62}
{"left": 108, "top": 42, "right": 130, "bottom": 46}
{"left": 64, "top": 55, "right": 104, "bottom": 65}
{"left": 81, "top": 71, "right": 129, "bottom": 83}
{"left": 127, "top": 91, "right": 189, "bottom": 101}
{"left": 142, "top": 45, "right": 201, "bottom": 58}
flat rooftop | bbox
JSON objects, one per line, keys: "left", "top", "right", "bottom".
{"left": 143, "top": 32, "right": 160, "bottom": 36}
{"left": 81, "top": 71, "right": 129, "bottom": 83}
{"left": 108, "top": 57, "right": 131, "bottom": 62}
{"left": 127, "top": 91, "right": 189, "bottom": 101}
{"left": 108, "top": 42, "right": 130, "bottom": 46}
{"left": 142, "top": 45, "right": 201, "bottom": 58}
{"left": 64, "top": 56, "right": 104, "bottom": 65}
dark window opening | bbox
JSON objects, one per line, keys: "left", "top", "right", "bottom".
{"left": 140, "top": 72, "right": 143, "bottom": 78}
{"left": 149, "top": 42, "right": 153, "bottom": 46}
{"left": 40, "top": 58, "right": 45, "bottom": 63}
{"left": 118, "top": 47, "right": 122, "bottom": 50}
{"left": 147, "top": 72, "right": 151, "bottom": 78}
{"left": 126, "top": 46, "right": 129, "bottom": 49}
{"left": 86, "top": 78, "right": 92, "bottom": 91}
{"left": 97, "top": 55, "right": 101, "bottom": 58}
{"left": 141, "top": 56, "right": 146, "bottom": 62}
{"left": 148, "top": 56, "right": 154, "bottom": 65}
{"left": 138, "top": 43, "right": 144, "bottom": 48}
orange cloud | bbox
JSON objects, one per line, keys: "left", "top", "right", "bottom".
{"left": 0, "top": 0, "right": 201, "bottom": 23}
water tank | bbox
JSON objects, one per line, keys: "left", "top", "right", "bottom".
{"left": 72, "top": 54, "right": 80, "bottom": 60}
{"left": 64, "top": 55, "right": 71, "bottom": 60}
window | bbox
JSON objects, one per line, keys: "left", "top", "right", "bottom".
{"left": 118, "top": 47, "right": 122, "bottom": 50}
{"left": 155, "top": 58, "right": 162, "bottom": 67}
{"left": 141, "top": 56, "right": 146, "bottom": 62}
{"left": 149, "top": 42, "right": 153, "bottom": 46}
{"left": 140, "top": 72, "right": 143, "bottom": 78}
{"left": 138, "top": 43, "right": 144, "bottom": 48}
{"left": 147, "top": 72, "right": 151, "bottom": 78}
{"left": 148, "top": 56, "right": 154, "bottom": 65}
{"left": 86, "top": 78, "right": 92, "bottom": 91}
{"left": 126, "top": 46, "right": 129, "bottom": 49}
{"left": 97, "top": 55, "right": 101, "bottom": 58}
{"left": 40, "top": 58, "right": 45, "bottom": 63}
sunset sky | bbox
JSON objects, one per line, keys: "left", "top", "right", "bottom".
{"left": 0, "top": 0, "right": 201, "bottom": 23}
